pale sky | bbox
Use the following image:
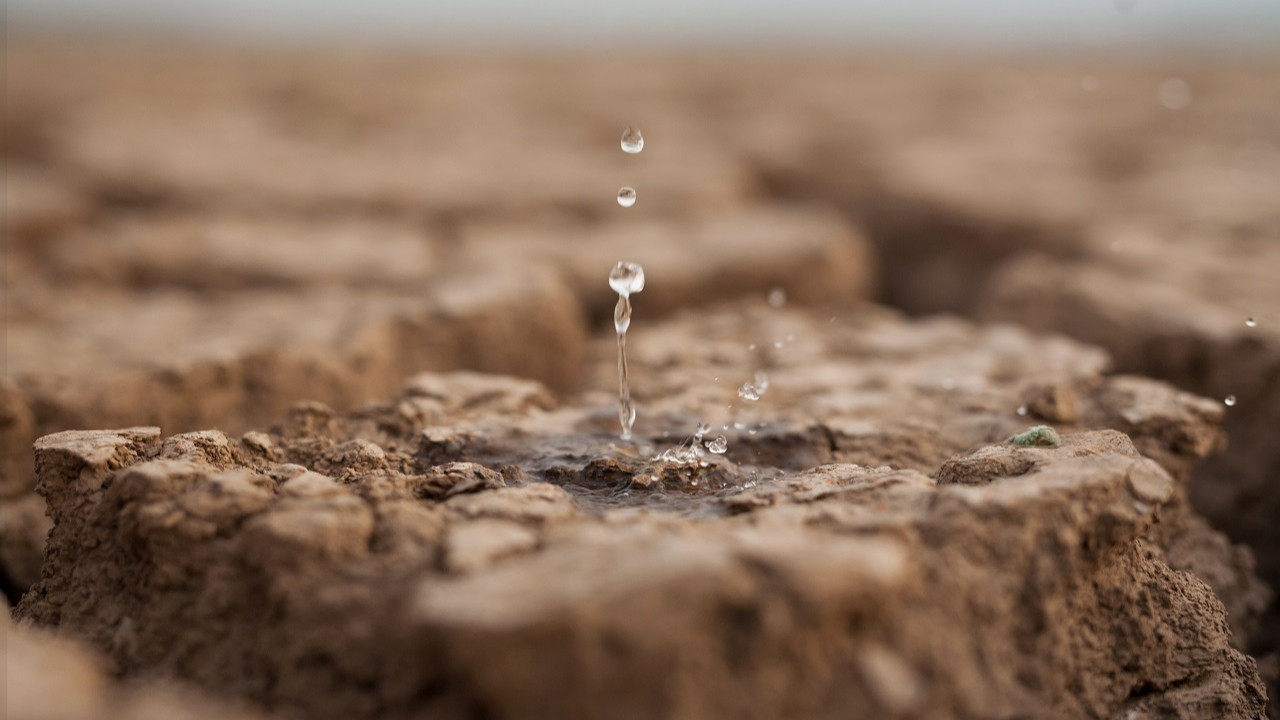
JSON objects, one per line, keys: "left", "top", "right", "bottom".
{"left": 10, "top": 0, "right": 1280, "bottom": 50}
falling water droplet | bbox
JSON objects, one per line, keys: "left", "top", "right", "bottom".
{"left": 621, "top": 127, "right": 644, "bottom": 154}
{"left": 617, "top": 187, "right": 637, "bottom": 208}
{"left": 705, "top": 435, "right": 728, "bottom": 455}
{"left": 610, "top": 261, "right": 645, "bottom": 440}
{"left": 768, "top": 287, "right": 787, "bottom": 308}
{"left": 1224, "top": 395, "right": 1237, "bottom": 407}
{"left": 610, "top": 261, "right": 646, "bottom": 298}
{"left": 1245, "top": 317, "right": 1257, "bottom": 328}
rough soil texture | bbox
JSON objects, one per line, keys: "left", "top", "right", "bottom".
{"left": 14, "top": 305, "right": 1270, "bottom": 719}
{"left": 3, "top": 597, "right": 274, "bottom": 720}
{"left": 5, "top": 38, "right": 1279, "bottom": 717}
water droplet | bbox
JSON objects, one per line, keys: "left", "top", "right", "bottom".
{"left": 747, "top": 344, "right": 757, "bottom": 351}
{"left": 620, "top": 127, "right": 644, "bottom": 154}
{"left": 609, "top": 261, "right": 645, "bottom": 298}
{"left": 695, "top": 422, "right": 712, "bottom": 437}
{"left": 767, "top": 287, "right": 787, "bottom": 308}
{"left": 1224, "top": 395, "right": 1237, "bottom": 407}
{"left": 1245, "top": 317, "right": 1257, "bottom": 328}
{"left": 705, "top": 435, "right": 728, "bottom": 454}
{"left": 610, "top": 261, "right": 645, "bottom": 440}
{"left": 1016, "top": 405, "right": 1028, "bottom": 417}
{"left": 737, "top": 370, "right": 769, "bottom": 402}
{"left": 1159, "top": 78, "right": 1191, "bottom": 110}
{"left": 773, "top": 340, "right": 784, "bottom": 349}
{"left": 617, "top": 186, "right": 637, "bottom": 208}
{"left": 1080, "top": 75, "right": 1099, "bottom": 92}
{"left": 1134, "top": 501, "right": 1150, "bottom": 514}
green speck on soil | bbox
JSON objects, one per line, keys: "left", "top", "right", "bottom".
{"left": 1010, "top": 425, "right": 1061, "bottom": 448}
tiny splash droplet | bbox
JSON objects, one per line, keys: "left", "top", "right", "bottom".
{"left": 767, "top": 287, "right": 787, "bottom": 308}
{"left": 705, "top": 435, "right": 728, "bottom": 454}
{"left": 1016, "top": 405, "right": 1028, "bottom": 417}
{"left": 737, "top": 370, "right": 769, "bottom": 402}
{"left": 621, "top": 127, "right": 644, "bottom": 154}
{"left": 1245, "top": 317, "right": 1257, "bottom": 328}
{"left": 617, "top": 186, "right": 637, "bottom": 208}
{"left": 1224, "top": 395, "right": 1237, "bottom": 407}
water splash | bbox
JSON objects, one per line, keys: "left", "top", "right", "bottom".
{"left": 611, "top": 262, "right": 645, "bottom": 439}
{"left": 705, "top": 435, "right": 728, "bottom": 455}
{"left": 617, "top": 187, "right": 637, "bottom": 208}
{"left": 621, "top": 127, "right": 644, "bottom": 154}
{"left": 738, "top": 370, "right": 770, "bottom": 401}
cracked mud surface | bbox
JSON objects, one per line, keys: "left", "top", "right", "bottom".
{"left": 4, "top": 39, "right": 1278, "bottom": 719}
{"left": 12, "top": 307, "right": 1272, "bottom": 719}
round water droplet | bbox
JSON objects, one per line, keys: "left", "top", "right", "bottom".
{"left": 1159, "top": 78, "right": 1191, "bottom": 110}
{"left": 1016, "top": 405, "right": 1028, "bottom": 417}
{"left": 705, "top": 435, "right": 728, "bottom": 454}
{"left": 621, "top": 127, "right": 644, "bottom": 154}
{"left": 747, "top": 344, "right": 757, "bottom": 351}
{"left": 609, "top": 261, "right": 645, "bottom": 297}
{"left": 617, "top": 186, "right": 637, "bottom": 208}
{"left": 1245, "top": 317, "right": 1257, "bottom": 328}
{"left": 767, "top": 287, "right": 787, "bottom": 308}
{"left": 1224, "top": 395, "right": 1237, "bottom": 407}
{"left": 738, "top": 383, "right": 761, "bottom": 401}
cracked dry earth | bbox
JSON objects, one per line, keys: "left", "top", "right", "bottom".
{"left": 10, "top": 305, "right": 1271, "bottom": 719}
{"left": 5, "top": 40, "right": 1280, "bottom": 720}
